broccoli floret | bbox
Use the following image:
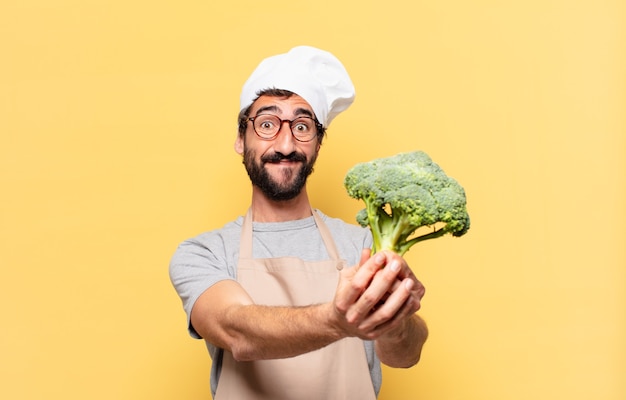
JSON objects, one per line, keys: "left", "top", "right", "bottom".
{"left": 344, "top": 151, "right": 470, "bottom": 256}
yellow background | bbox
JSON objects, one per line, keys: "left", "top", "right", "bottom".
{"left": 1, "top": 0, "right": 624, "bottom": 399}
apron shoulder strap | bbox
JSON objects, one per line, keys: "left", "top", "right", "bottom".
{"left": 311, "top": 208, "right": 341, "bottom": 262}
{"left": 239, "top": 208, "right": 253, "bottom": 259}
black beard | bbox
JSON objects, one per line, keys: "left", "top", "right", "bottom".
{"left": 243, "top": 148, "right": 316, "bottom": 201}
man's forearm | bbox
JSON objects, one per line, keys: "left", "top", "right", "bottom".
{"left": 374, "top": 314, "right": 428, "bottom": 368}
{"left": 220, "top": 302, "right": 345, "bottom": 361}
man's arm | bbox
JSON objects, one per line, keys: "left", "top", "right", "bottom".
{"left": 190, "top": 280, "right": 344, "bottom": 361}
{"left": 190, "top": 251, "right": 412, "bottom": 362}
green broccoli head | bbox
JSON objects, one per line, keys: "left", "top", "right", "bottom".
{"left": 344, "top": 151, "right": 470, "bottom": 256}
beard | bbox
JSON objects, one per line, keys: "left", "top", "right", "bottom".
{"left": 243, "top": 147, "right": 317, "bottom": 201}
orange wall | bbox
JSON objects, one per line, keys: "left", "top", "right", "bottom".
{"left": 1, "top": 1, "right": 624, "bottom": 399}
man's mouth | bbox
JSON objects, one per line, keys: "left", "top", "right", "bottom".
{"left": 261, "top": 152, "right": 307, "bottom": 165}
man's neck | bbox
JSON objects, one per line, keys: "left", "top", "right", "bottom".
{"left": 250, "top": 187, "right": 313, "bottom": 222}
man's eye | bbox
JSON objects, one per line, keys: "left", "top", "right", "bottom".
{"left": 293, "top": 121, "right": 311, "bottom": 132}
{"left": 259, "top": 120, "right": 275, "bottom": 130}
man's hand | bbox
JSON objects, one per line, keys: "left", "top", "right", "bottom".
{"left": 331, "top": 249, "right": 428, "bottom": 367}
{"left": 332, "top": 249, "right": 425, "bottom": 339}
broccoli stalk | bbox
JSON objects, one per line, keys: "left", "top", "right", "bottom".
{"left": 344, "top": 151, "right": 470, "bottom": 256}
{"left": 361, "top": 201, "right": 450, "bottom": 255}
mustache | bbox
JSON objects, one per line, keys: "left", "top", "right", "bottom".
{"left": 261, "top": 152, "right": 307, "bottom": 164}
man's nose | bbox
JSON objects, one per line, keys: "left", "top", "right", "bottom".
{"left": 272, "top": 121, "right": 297, "bottom": 152}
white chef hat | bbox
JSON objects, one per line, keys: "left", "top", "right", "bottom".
{"left": 240, "top": 46, "right": 355, "bottom": 128}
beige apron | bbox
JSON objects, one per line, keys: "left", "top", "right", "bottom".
{"left": 214, "top": 209, "right": 377, "bottom": 400}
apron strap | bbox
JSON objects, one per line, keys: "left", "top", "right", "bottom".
{"left": 239, "top": 208, "right": 254, "bottom": 259}
{"left": 311, "top": 209, "right": 342, "bottom": 263}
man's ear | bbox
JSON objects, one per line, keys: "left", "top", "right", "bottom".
{"left": 234, "top": 135, "right": 244, "bottom": 155}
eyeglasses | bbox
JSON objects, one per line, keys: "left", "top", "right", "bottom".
{"left": 248, "top": 114, "right": 322, "bottom": 142}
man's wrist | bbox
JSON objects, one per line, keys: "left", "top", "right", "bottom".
{"left": 319, "top": 302, "right": 348, "bottom": 341}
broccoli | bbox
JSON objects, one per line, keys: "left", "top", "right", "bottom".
{"left": 343, "top": 151, "right": 470, "bottom": 256}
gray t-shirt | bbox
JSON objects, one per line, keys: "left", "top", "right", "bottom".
{"left": 169, "top": 210, "right": 381, "bottom": 397}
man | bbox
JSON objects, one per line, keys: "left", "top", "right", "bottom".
{"left": 169, "top": 46, "right": 428, "bottom": 399}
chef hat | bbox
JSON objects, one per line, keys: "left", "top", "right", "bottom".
{"left": 240, "top": 46, "right": 355, "bottom": 127}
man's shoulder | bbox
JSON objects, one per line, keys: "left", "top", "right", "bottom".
{"left": 173, "top": 216, "right": 244, "bottom": 255}
{"left": 316, "top": 210, "right": 370, "bottom": 237}
{"left": 317, "top": 209, "right": 360, "bottom": 227}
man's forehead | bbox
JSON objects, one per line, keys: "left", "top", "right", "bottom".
{"left": 250, "top": 95, "right": 315, "bottom": 116}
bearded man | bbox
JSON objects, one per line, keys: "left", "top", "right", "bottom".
{"left": 169, "top": 46, "right": 428, "bottom": 400}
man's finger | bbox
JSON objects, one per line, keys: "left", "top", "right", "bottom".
{"left": 358, "top": 248, "right": 371, "bottom": 269}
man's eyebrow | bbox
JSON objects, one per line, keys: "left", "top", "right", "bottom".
{"left": 254, "top": 105, "right": 280, "bottom": 115}
{"left": 293, "top": 108, "right": 314, "bottom": 118}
